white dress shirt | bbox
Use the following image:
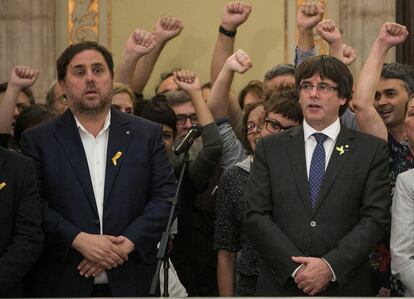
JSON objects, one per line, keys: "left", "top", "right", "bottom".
{"left": 75, "top": 110, "right": 111, "bottom": 284}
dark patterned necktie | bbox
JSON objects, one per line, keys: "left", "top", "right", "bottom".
{"left": 309, "top": 133, "right": 328, "bottom": 208}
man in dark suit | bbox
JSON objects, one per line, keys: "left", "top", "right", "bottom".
{"left": 21, "top": 41, "right": 177, "bottom": 297}
{"left": 245, "top": 55, "right": 391, "bottom": 296}
{"left": 0, "top": 147, "right": 43, "bottom": 297}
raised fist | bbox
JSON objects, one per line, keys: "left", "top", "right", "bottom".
{"left": 9, "top": 66, "right": 39, "bottom": 90}
{"left": 297, "top": 1, "right": 324, "bottom": 31}
{"left": 226, "top": 49, "right": 252, "bottom": 74}
{"left": 339, "top": 44, "right": 357, "bottom": 66}
{"left": 221, "top": 1, "right": 252, "bottom": 31}
{"left": 377, "top": 22, "right": 409, "bottom": 48}
{"left": 154, "top": 16, "right": 183, "bottom": 42}
{"left": 316, "top": 19, "right": 341, "bottom": 44}
{"left": 173, "top": 70, "right": 201, "bottom": 92}
{"left": 124, "top": 29, "right": 157, "bottom": 57}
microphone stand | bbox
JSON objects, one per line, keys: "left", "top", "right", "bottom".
{"left": 150, "top": 151, "right": 190, "bottom": 297}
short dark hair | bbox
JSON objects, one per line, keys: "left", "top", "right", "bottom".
{"left": 264, "top": 86, "right": 303, "bottom": 124}
{"left": 201, "top": 82, "right": 211, "bottom": 90}
{"left": 136, "top": 98, "right": 177, "bottom": 137}
{"left": 241, "top": 101, "right": 264, "bottom": 154}
{"left": 295, "top": 55, "right": 353, "bottom": 116}
{"left": 238, "top": 80, "right": 265, "bottom": 109}
{"left": 0, "top": 82, "right": 35, "bottom": 105}
{"left": 381, "top": 63, "right": 414, "bottom": 96}
{"left": 56, "top": 41, "right": 114, "bottom": 81}
{"left": 264, "top": 63, "right": 295, "bottom": 82}
{"left": 14, "top": 104, "right": 57, "bottom": 148}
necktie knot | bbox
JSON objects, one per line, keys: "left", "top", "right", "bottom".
{"left": 313, "top": 133, "right": 328, "bottom": 144}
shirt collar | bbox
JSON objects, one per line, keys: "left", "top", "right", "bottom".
{"left": 74, "top": 110, "right": 111, "bottom": 136}
{"left": 303, "top": 118, "right": 341, "bottom": 142}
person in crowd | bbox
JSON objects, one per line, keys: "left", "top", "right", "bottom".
{"left": 20, "top": 41, "right": 177, "bottom": 297}
{"left": 245, "top": 55, "right": 391, "bottom": 296}
{"left": 263, "top": 64, "right": 295, "bottom": 91}
{"left": 111, "top": 82, "right": 135, "bottom": 115}
{"left": 13, "top": 104, "right": 57, "bottom": 149}
{"left": 46, "top": 80, "right": 68, "bottom": 114}
{"left": 0, "top": 66, "right": 38, "bottom": 148}
{"left": 238, "top": 80, "right": 264, "bottom": 110}
{"left": 135, "top": 97, "right": 177, "bottom": 158}
{"left": 215, "top": 91, "right": 303, "bottom": 296}
{"left": 390, "top": 95, "right": 414, "bottom": 297}
{"left": 0, "top": 147, "right": 43, "bottom": 297}
{"left": 166, "top": 69, "right": 222, "bottom": 296}
{"left": 352, "top": 21, "right": 411, "bottom": 296}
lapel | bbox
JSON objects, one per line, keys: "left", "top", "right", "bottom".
{"left": 52, "top": 110, "right": 98, "bottom": 215}
{"left": 313, "top": 126, "right": 355, "bottom": 215}
{"left": 286, "top": 126, "right": 313, "bottom": 215}
{"left": 103, "top": 109, "right": 132, "bottom": 207}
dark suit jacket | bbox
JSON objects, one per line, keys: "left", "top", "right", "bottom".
{"left": 0, "top": 147, "right": 43, "bottom": 297}
{"left": 245, "top": 125, "right": 391, "bottom": 296}
{"left": 21, "top": 108, "right": 177, "bottom": 297}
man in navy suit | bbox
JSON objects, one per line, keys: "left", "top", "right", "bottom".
{"left": 21, "top": 41, "right": 177, "bottom": 297}
{"left": 0, "top": 147, "right": 43, "bottom": 297}
{"left": 245, "top": 56, "right": 390, "bottom": 296}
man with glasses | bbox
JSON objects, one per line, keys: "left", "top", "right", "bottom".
{"left": 245, "top": 55, "right": 390, "bottom": 296}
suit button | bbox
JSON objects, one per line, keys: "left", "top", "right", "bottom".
{"left": 310, "top": 221, "right": 317, "bottom": 227}
{"left": 94, "top": 219, "right": 100, "bottom": 226}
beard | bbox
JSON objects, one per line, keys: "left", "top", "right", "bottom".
{"left": 66, "top": 82, "right": 112, "bottom": 116}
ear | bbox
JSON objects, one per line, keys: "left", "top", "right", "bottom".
{"left": 58, "top": 80, "right": 66, "bottom": 97}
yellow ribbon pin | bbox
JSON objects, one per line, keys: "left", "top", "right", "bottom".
{"left": 112, "top": 151, "right": 122, "bottom": 166}
{"left": 0, "top": 182, "right": 6, "bottom": 190}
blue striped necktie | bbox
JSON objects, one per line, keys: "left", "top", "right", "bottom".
{"left": 309, "top": 133, "right": 328, "bottom": 208}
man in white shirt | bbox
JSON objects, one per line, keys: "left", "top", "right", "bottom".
{"left": 245, "top": 55, "right": 390, "bottom": 296}
{"left": 21, "top": 41, "right": 177, "bottom": 297}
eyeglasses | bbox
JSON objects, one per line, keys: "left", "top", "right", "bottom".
{"left": 176, "top": 113, "right": 198, "bottom": 126}
{"left": 265, "top": 118, "right": 295, "bottom": 133}
{"left": 246, "top": 121, "right": 264, "bottom": 135}
{"left": 299, "top": 82, "right": 338, "bottom": 94}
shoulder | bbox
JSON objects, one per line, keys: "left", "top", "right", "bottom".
{"left": 112, "top": 108, "right": 161, "bottom": 132}
{"left": 396, "top": 168, "right": 414, "bottom": 185}
{"left": 0, "top": 147, "right": 33, "bottom": 168}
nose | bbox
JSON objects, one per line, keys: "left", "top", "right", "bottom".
{"left": 309, "top": 85, "right": 319, "bottom": 97}
{"left": 184, "top": 117, "right": 193, "bottom": 129}
{"left": 13, "top": 106, "right": 20, "bottom": 118}
{"left": 377, "top": 94, "right": 387, "bottom": 106}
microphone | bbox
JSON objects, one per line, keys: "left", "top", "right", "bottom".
{"left": 174, "top": 124, "right": 202, "bottom": 155}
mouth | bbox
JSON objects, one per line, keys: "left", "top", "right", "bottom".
{"left": 379, "top": 109, "right": 393, "bottom": 118}
{"left": 308, "top": 103, "right": 323, "bottom": 111}
{"left": 84, "top": 89, "right": 98, "bottom": 96}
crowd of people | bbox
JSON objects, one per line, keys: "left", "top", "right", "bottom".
{"left": 0, "top": 1, "right": 413, "bottom": 297}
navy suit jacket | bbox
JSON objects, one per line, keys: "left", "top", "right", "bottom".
{"left": 0, "top": 148, "right": 43, "bottom": 297}
{"left": 21, "top": 108, "right": 177, "bottom": 297}
{"left": 245, "top": 125, "right": 391, "bottom": 296}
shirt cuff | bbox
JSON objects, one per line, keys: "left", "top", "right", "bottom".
{"left": 322, "top": 258, "right": 337, "bottom": 282}
{"left": 291, "top": 264, "right": 304, "bottom": 278}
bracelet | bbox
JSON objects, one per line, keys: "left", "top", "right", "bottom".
{"left": 219, "top": 25, "right": 237, "bottom": 37}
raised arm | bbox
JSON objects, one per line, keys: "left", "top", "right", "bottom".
{"left": 131, "top": 16, "right": 183, "bottom": 94}
{"left": 114, "top": 29, "right": 157, "bottom": 86}
{"left": 210, "top": 1, "right": 252, "bottom": 85}
{"left": 208, "top": 49, "right": 252, "bottom": 120}
{"left": 295, "top": 1, "right": 324, "bottom": 64}
{"left": 353, "top": 22, "right": 408, "bottom": 141}
{"left": 316, "top": 19, "right": 357, "bottom": 66}
{"left": 0, "top": 66, "right": 39, "bottom": 134}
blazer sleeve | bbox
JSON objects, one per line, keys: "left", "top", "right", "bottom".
{"left": 122, "top": 124, "right": 177, "bottom": 261}
{"left": 323, "top": 139, "right": 391, "bottom": 285}
{"left": 0, "top": 158, "right": 43, "bottom": 295}
{"left": 244, "top": 139, "right": 304, "bottom": 286}
{"left": 391, "top": 170, "right": 414, "bottom": 296}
